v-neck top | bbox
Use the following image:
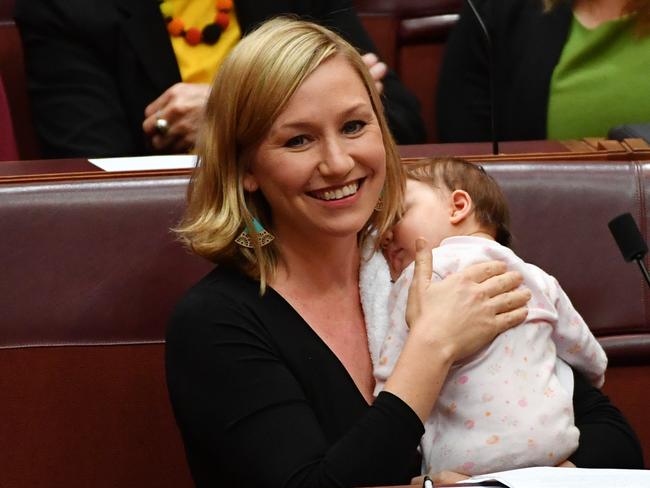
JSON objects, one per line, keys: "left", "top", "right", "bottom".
{"left": 547, "top": 13, "right": 650, "bottom": 139}
{"left": 165, "top": 265, "right": 423, "bottom": 487}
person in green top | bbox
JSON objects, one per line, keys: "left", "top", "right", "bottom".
{"left": 436, "top": 0, "right": 650, "bottom": 143}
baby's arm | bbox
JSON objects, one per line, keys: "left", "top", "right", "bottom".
{"left": 549, "top": 277, "right": 607, "bottom": 388}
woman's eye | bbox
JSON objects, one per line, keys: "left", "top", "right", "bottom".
{"left": 284, "top": 135, "right": 309, "bottom": 148}
{"left": 342, "top": 120, "right": 366, "bottom": 135}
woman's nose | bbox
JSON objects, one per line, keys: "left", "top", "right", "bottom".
{"left": 318, "top": 138, "right": 355, "bottom": 177}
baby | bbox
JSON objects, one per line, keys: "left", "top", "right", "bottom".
{"left": 360, "top": 157, "right": 607, "bottom": 476}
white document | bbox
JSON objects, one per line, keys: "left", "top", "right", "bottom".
{"left": 88, "top": 154, "right": 197, "bottom": 172}
{"left": 467, "top": 466, "right": 650, "bottom": 488}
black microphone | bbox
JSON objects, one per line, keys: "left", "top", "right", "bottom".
{"left": 608, "top": 212, "right": 650, "bottom": 287}
{"left": 465, "top": 0, "right": 499, "bottom": 155}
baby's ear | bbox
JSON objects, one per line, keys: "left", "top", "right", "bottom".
{"left": 449, "top": 189, "right": 472, "bottom": 224}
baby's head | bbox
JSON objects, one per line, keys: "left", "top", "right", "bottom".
{"left": 382, "top": 157, "right": 511, "bottom": 279}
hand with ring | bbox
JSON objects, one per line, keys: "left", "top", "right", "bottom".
{"left": 155, "top": 112, "right": 169, "bottom": 136}
{"left": 143, "top": 82, "right": 210, "bottom": 153}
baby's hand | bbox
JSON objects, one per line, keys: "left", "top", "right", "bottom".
{"left": 411, "top": 471, "right": 470, "bottom": 485}
{"left": 556, "top": 459, "right": 576, "bottom": 468}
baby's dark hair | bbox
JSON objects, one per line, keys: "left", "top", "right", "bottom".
{"left": 404, "top": 157, "right": 512, "bottom": 247}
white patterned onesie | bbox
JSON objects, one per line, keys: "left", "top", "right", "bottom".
{"left": 359, "top": 236, "right": 607, "bottom": 476}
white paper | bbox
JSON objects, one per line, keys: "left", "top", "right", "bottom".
{"left": 468, "top": 466, "right": 650, "bottom": 488}
{"left": 88, "top": 154, "right": 197, "bottom": 172}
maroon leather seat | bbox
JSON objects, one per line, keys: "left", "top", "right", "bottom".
{"left": 1, "top": 161, "right": 648, "bottom": 486}
{"left": 0, "top": 175, "right": 208, "bottom": 487}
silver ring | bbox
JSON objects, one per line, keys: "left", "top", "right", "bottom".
{"left": 155, "top": 114, "right": 169, "bottom": 136}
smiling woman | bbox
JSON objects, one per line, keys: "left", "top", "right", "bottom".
{"left": 175, "top": 18, "right": 403, "bottom": 291}
{"left": 166, "top": 17, "right": 534, "bottom": 488}
{"left": 244, "top": 56, "right": 387, "bottom": 252}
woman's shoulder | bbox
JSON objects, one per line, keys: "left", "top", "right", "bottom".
{"left": 174, "top": 265, "right": 258, "bottom": 309}
{"left": 168, "top": 266, "right": 266, "bottom": 334}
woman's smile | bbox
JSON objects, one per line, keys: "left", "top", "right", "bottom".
{"left": 310, "top": 179, "right": 360, "bottom": 201}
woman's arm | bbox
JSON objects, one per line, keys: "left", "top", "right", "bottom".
{"left": 569, "top": 369, "right": 644, "bottom": 468}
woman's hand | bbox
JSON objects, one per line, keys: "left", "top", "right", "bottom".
{"left": 361, "top": 52, "right": 387, "bottom": 94}
{"left": 406, "top": 238, "right": 529, "bottom": 363}
{"left": 143, "top": 82, "right": 210, "bottom": 153}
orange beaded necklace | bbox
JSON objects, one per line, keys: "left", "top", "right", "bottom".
{"left": 159, "top": 0, "right": 233, "bottom": 46}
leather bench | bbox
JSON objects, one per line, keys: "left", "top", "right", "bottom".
{"left": 0, "top": 176, "right": 205, "bottom": 487}
{"left": 1, "top": 160, "right": 648, "bottom": 486}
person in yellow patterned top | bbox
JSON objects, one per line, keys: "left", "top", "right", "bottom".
{"left": 16, "top": 0, "right": 427, "bottom": 158}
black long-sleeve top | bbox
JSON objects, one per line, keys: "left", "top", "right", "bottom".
{"left": 166, "top": 266, "right": 643, "bottom": 487}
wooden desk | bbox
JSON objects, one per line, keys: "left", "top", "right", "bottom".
{"left": 399, "top": 138, "right": 650, "bottom": 161}
{"left": 0, "top": 157, "right": 190, "bottom": 184}
{"left": 2, "top": 138, "right": 649, "bottom": 184}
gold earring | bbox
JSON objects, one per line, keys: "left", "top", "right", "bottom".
{"left": 235, "top": 217, "right": 274, "bottom": 248}
{"left": 374, "top": 189, "right": 384, "bottom": 211}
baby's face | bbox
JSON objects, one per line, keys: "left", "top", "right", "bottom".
{"left": 383, "top": 179, "right": 453, "bottom": 279}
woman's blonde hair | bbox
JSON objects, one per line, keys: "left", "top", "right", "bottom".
{"left": 175, "top": 17, "right": 404, "bottom": 291}
{"left": 543, "top": 0, "right": 650, "bottom": 33}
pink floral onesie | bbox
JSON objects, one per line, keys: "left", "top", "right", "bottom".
{"left": 359, "top": 236, "right": 607, "bottom": 476}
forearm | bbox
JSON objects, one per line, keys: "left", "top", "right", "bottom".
{"left": 383, "top": 328, "right": 455, "bottom": 422}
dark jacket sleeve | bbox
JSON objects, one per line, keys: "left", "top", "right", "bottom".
{"left": 14, "top": 0, "right": 140, "bottom": 158}
{"left": 319, "top": 0, "right": 427, "bottom": 144}
{"left": 436, "top": 0, "right": 493, "bottom": 143}
{"left": 166, "top": 284, "right": 424, "bottom": 487}
{"left": 570, "top": 369, "right": 645, "bottom": 468}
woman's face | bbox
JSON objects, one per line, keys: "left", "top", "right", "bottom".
{"left": 244, "top": 55, "right": 386, "bottom": 245}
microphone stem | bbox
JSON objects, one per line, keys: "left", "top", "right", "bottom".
{"left": 466, "top": 0, "right": 499, "bottom": 155}
{"left": 635, "top": 258, "right": 650, "bottom": 288}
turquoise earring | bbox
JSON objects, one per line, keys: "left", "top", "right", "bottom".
{"left": 235, "top": 217, "right": 275, "bottom": 248}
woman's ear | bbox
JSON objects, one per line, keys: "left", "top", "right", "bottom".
{"left": 242, "top": 171, "right": 259, "bottom": 192}
{"left": 449, "top": 189, "right": 472, "bottom": 224}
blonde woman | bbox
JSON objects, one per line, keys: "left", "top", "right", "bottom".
{"left": 437, "top": 0, "right": 650, "bottom": 142}
{"left": 165, "top": 18, "right": 635, "bottom": 488}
